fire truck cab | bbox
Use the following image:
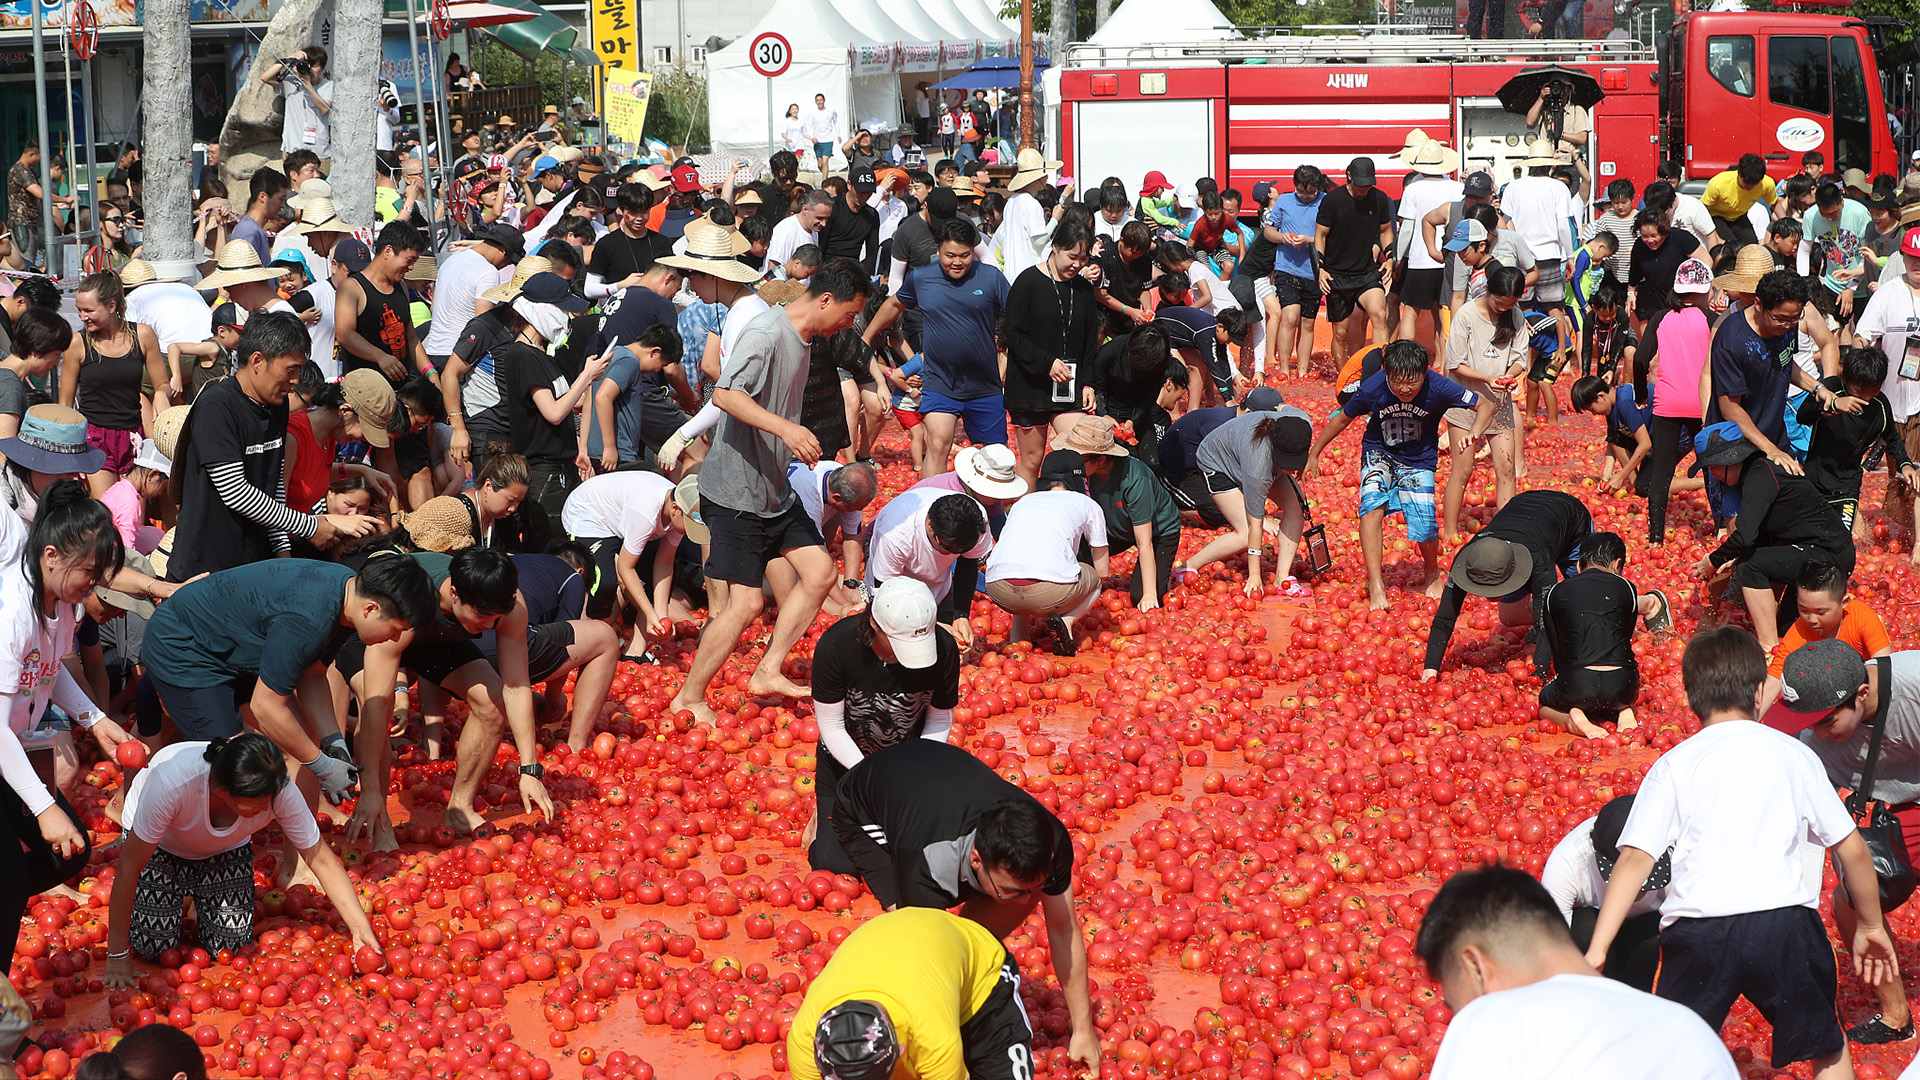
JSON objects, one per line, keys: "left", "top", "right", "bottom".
{"left": 1056, "top": 15, "right": 1893, "bottom": 197}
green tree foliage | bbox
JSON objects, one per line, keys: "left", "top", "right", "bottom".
{"left": 998, "top": 0, "right": 1373, "bottom": 35}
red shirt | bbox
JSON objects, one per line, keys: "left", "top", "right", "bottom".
{"left": 284, "top": 408, "right": 333, "bottom": 513}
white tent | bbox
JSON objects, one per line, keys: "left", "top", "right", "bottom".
{"left": 917, "top": 0, "right": 987, "bottom": 40}
{"left": 707, "top": 0, "right": 904, "bottom": 162}
{"left": 838, "top": 0, "right": 930, "bottom": 53}
{"left": 886, "top": 0, "right": 952, "bottom": 45}
{"left": 953, "top": 0, "right": 1014, "bottom": 40}
{"left": 1087, "top": 0, "right": 1238, "bottom": 44}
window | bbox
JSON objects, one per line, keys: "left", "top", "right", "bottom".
{"left": 1831, "top": 35, "right": 1871, "bottom": 174}
{"left": 1707, "top": 35, "right": 1753, "bottom": 97}
{"left": 688, "top": 45, "right": 707, "bottom": 64}
{"left": 652, "top": 46, "right": 672, "bottom": 64}
{"left": 1768, "top": 36, "right": 1830, "bottom": 114}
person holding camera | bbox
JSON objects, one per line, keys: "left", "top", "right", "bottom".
{"left": 261, "top": 47, "right": 335, "bottom": 161}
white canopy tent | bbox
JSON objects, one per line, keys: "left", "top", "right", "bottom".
{"left": 707, "top": 0, "right": 905, "bottom": 162}
{"left": 1087, "top": 0, "right": 1239, "bottom": 44}
{"left": 918, "top": 0, "right": 988, "bottom": 40}
{"left": 953, "top": 0, "right": 1015, "bottom": 40}
{"left": 886, "top": 0, "right": 952, "bottom": 46}
{"left": 838, "top": 0, "right": 931, "bottom": 55}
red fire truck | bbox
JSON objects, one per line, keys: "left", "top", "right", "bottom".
{"left": 1055, "top": 14, "right": 1897, "bottom": 198}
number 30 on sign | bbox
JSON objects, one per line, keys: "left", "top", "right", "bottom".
{"left": 749, "top": 32, "right": 791, "bottom": 77}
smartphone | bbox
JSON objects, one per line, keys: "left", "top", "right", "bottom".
{"left": 1051, "top": 362, "right": 1077, "bottom": 403}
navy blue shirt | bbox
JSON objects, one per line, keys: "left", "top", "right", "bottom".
{"left": 512, "top": 553, "right": 588, "bottom": 623}
{"left": 1706, "top": 308, "right": 1798, "bottom": 446}
{"left": 1341, "top": 369, "right": 1478, "bottom": 470}
{"left": 591, "top": 286, "right": 678, "bottom": 390}
{"left": 1157, "top": 405, "right": 1235, "bottom": 479}
{"left": 1608, "top": 383, "right": 1653, "bottom": 444}
{"left": 897, "top": 261, "right": 1009, "bottom": 401}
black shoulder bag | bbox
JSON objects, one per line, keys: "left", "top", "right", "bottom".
{"left": 1848, "top": 657, "right": 1918, "bottom": 911}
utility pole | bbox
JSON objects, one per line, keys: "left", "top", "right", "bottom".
{"left": 331, "top": 0, "right": 382, "bottom": 224}
{"left": 1019, "top": 0, "right": 1034, "bottom": 150}
{"left": 143, "top": 0, "right": 196, "bottom": 282}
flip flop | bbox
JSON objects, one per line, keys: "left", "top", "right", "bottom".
{"left": 1644, "top": 588, "right": 1673, "bottom": 634}
{"left": 621, "top": 651, "right": 659, "bottom": 665}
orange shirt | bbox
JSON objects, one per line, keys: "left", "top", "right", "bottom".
{"left": 1768, "top": 599, "right": 1892, "bottom": 677}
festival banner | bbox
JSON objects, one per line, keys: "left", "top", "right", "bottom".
{"left": 898, "top": 42, "right": 941, "bottom": 72}
{"left": 851, "top": 42, "right": 895, "bottom": 75}
{"left": 604, "top": 67, "right": 653, "bottom": 144}
{"left": 591, "top": 0, "right": 637, "bottom": 71}
{"left": 942, "top": 40, "right": 979, "bottom": 66}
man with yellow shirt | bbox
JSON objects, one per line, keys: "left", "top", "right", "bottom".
{"left": 1701, "top": 154, "right": 1777, "bottom": 249}
{"left": 787, "top": 907, "right": 1033, "bottom": 1080}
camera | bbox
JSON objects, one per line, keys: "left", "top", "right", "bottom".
{"left": 278, "top": 56, "right": 312, "bottom": 81}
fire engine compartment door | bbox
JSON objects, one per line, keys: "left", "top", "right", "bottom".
{"left": 1071, "top": 98, "right": 1217, "bottom": 198}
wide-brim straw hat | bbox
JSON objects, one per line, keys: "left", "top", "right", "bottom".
{"left": 286, "top": 178, "right": 333, "bottom": 213}
{"left": 287, "top": 197, "right": 356, "bottom": 236}
{"left": 1009, "top": 147, "right": 1063, "bottom": 190}
{"left": 120, "top": 258, "right": 157, "bottom": 289}
{"left": 405, "top": 254, "right": 439, "bottom": 283}
{"left": 1406, "top": 141, "right": 1461, "bottom": 176}
{"left": 1395, "top": 129, "right": 1433, "bottom": 159}
{"left": 1519, "top": 137, "right": 1566, "bottom": 167}
{"left": 151, "top": 404, "right": 193, "bottom": 462}
{"left": 479, "top": 255, "right": 555, "bottom": 304}
{"left": 1050, "top": 416, "right": 1130, "bottom": 458}
{"left": 950, "top": 175, "right": 980, "bottom": 198}
{"left": 197, "top": 239, "right": 286, "bottom": 290}
{"left": 1712, "top": 244, "right": 1777, "bottom": 295}
{"left": 399, "top": 495, "right": 477, "bottom": 553}
{"left": 656, "top": 223, "right": 762, "bottom": 284}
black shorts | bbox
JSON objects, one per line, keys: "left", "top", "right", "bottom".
{"left": 1733, "top": 543, "right": 1852, "bottom": 592}
{"left": 1167, "top": 470, "right": 1229, "bottom": 527}
{"left": 335, "top": 631, "right": 486, "bottom": 688}
{"left": 1570, "top": 907, "right": 1662, "bottom": 993}
{"left": 477, "top": 620, "right": 576, "bottom": 684}
{"left": 1399, "top": 267, "right": 1445, "bottom": 310}
{"left": 1274, "top": 272, "right": 1322, "bottom": 319}
{"left": 1539, "top": 665, "right": 1640, "bottom": 718}
{"left": 958, "top": 950, "right": 1036, "bottom": 1080}
{"left": 701, "top": 496, "right": 824, "bottom": 588}
{"left": 1656, "top": 906, "right": 1842, "bottom": 1068}
{"left": 1009, "top": 407, "right": 1069, "bottom": 430}
{"left": 1324, "top": 270, "right": 1382, "bottom": 324}
{"left": 577, "top": 536, "right": 625, "bottom": 619}
{"left": 392, "top": 429, "right": 433, "bottom": 479}
{"left": 147, "top": 675, "right": 255, "bottom": 741}
{"left": 1201, "top": 466, "right": 1238, "bottom": 495}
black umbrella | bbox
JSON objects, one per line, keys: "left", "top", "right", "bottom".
{"left": 1496, "top": 65, "right": 1607, "bottom": 115}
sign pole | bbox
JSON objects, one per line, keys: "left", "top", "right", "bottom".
{"left": 402, "top": 0, "right": 436, "bottom": 234}
{"left": 766, "top": 78, "right": 775, "bottom": 163}
{"left": 79, "top": 31, "right": 99, "bottom": 256}
{"left": 31, "top": 0, "right": 56, "bottom": 275}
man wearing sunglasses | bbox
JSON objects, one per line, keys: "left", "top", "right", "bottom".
{"left": 833, "top": 739, "right": 1100, "bottom": 1074}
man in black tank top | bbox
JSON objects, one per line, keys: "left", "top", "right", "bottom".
{"left": 335, "top": 221, "right": 430, "bottom": 386}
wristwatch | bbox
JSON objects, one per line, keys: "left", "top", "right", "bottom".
{"left": 518, "top": 762, "right": 545, "bottom": 780}
{"left": 842, "top": 578, "right": 861, "bottom": 591}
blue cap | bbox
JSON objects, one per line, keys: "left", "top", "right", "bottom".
{"left": 532, "top": 154, "right": 562, "bottom": 177}
{"left": 1443, "top": 219, "right": 1488, "bottom": 253}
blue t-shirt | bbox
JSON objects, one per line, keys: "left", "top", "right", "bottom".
{"left": 1607, "top": 383, "right": 1653, "bottom": 441}
{"left": 511, "top": 553, "right": 588, "bottom": 623}
{"left": 1158, "top": 404, "right": 1236, "bottom": 478}
{"left": 1341, "top": 369, "right": 1478, "bottom": 470}
{"left": 1706, "top": 308, "right": 1798, "bottom": 445}
{"left": 898, "top": 262, "right": 1010, "bottom": 401}
{"left": 585, "top": 349, "right": 646, "bottom": 462}
{"left": 1267, "top": 193, "right": 1324, "bottom": 279}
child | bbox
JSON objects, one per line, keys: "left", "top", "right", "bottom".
{"left": 1765, "top": 216, "right": 1803, "bottom": 271}
{"left": 1567, "top": 229, "right": 1619, "bottom": 337}
{"left": 165, "top": 301, "right": 241, "bottom": 404}
{"left": 587, "top": 323, "right": 682, "bottom": 473}
{"left": 1798, "top": 345, "right": 1920, "bottom": 538}
{"left": 97, "top": 436, "right": 172, "bottom": 556}
{"left": 1538, "top": 531, "right": 1669, "bottom": 739}
{"left": 1303, "top": 340, "right": 1492, "bottom": 610}
{"left": 1584, "top": 625, "right": 1897, "bottom": 1080}
{"left": 1578, "top": 279, "right": 1636, "bottom": 382}
{"left": 879, "top": 352, "right": 927, "bottom": 472}
{"left": 1759, "top": 560, "right": 1891, "bottom": 711}
{"left": 1522, "top": 304, "right": 1572, "bottom": 427}
{"left": 1572, "top": 375, "right": 1651, "bottom": 493}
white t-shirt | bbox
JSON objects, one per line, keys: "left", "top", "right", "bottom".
{"left": 866, "top": 487, "right": 993, "bottom": 601}
{"left": 126, "top": 281, "right": 213, "bottom": 354}
{"left": 1400, "top": 178, "right": 1464, "bottom": 270}
{"left": 1501, "top": 176, "right": 1574, "bottom": 261}
{"left": 1619, "top": 719, "right": 1857, "bottom": 926}
{"left": 1188, "top": 259, "right": 1239, "bottom": 313}
{"left": 1671, "top": 193, "right": 1719, "bottom": 249}
{"left": 1540, "top": 814, "right": 1667, "bottom": 923}
{"left": 766, "top": 216, "right": 818, "bottom": 276}
{"left": 719, "top": 293, "right": 773, "bottom": 366}
{"left": 560, "top": 471, "right": 673, "bottom": 554}
{"left": 985, "top": 490, "right": 1106, "bottom": 585}
{"left": 1094, "top": 212, "right": 1129, "bottom": 246}
{"left": 805, "top": 107, "right": 839, "bottom": 145}
{"left": 423, "top": 248, "right": 510, "bottom": 356}
{"left": 781, "top": 119, "right": 809, "bottom": 154}
{"left": 0, "top": 567, "right": 76, "bottom": 750}
{"left": 1431, "top": 974, "right": 1737, "bottom": 1080}
{"left": 301, "top": 277, "right": 339, "bottom": 380}
{"left": 1854, "top": 277, "right": 1920, "bottom": 422}
{"left": 280, "top": 78, "right": 335, "bottom": 157}
{"left": 990, "top": 192, "right": 1052, "bottom": 283}
{"left": 126, "top": 741, "right": 322, "bottom": 861}
{"left": 789, "top": 461, "right": 862, "bottom": 542}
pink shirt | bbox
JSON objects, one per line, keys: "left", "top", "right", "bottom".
{"left": 907, "top": 473, "right": 966, "bottom": 496}
{"left": 98, "top": 479, "right": 144, "bottom": 552}
{"left": 1652, "top": 307, "right": 1710, "bottom": 419}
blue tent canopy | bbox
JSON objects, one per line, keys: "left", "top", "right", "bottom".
{"left": 930, "top": 56, "right": 1050, "bottom": 91}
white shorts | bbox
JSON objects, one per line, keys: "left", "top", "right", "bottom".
{"left": 1253, "top": 275, "right": 1277, "bottom": 307}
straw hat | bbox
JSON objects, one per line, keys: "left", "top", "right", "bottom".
{"left": 148, "top": 527, "right": 175, "bottom": 580}
{"left": 151, "top": 404, "right": 192, "bottom": 462}
{"left": 1712, "top": 244, "right": 1777, "bottom": 295}
{"left": 656, "top": 224, "right": 762, "bottom": 284}
{"left": 196, "top": 239, "right": 286, "bottom": 290}
{"left": 1405, "top": 141, "right": 1461, "bottom": 176}
{"left": 286, "top": 177, "right": 333, "bottom": 213}
{"left": 756, "top": 279, "right": 807, "bottom": 305}
{"left": 950, "top": 175, "right": 980, "bottom": 199}
{"left": 1898, "top": 200, "right": 1920, "bottom": 229}
{"left": 120, "top": 258, "right": 157, "bottom": 289}
{"left": 1009, "top": 147, "right": 1063, "bottom": 191}
{"left": 686, "top": 215, "right": 750, "bottom": 255}
{"left": 1049, "top": 416, "right": 1130, "bottom": 458}
{"left": 286, "top": 197, "right": 355, "bottom": 236}
{"left": 479, "top": 255, "right": 555, "bottom": 304}
{"left": 733, "top": 188, "right": 764, "bottom": 208}
{"left": 399, "top": 496, "right": 477, "bottom": 553}
{"left": 405, "top": 254, "right": 439, "bottom": 283}
{"left": 1519, "top": 137, "right": 1566, "bottom": 167}
{"left": 1395, "top": 129, "right": 1433, "bottom": 160}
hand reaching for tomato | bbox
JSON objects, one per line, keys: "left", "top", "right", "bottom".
{"left": 1067, "top": 1028, "right": 1101, "bottom": 1073}
{"left": 520, "top": 773, "right": 556, "bottom": 822}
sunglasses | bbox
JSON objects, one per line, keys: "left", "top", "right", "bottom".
{"left": 103, "top": 216, "right": 125, "bottom": 224}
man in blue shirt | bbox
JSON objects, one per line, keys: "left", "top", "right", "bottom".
{"left": 1708, "top": 268, "right": 1848, "bottom": 481}
{"left": 863, "top": 217, "right": 1010, "bottom": 476}
{"left": 1572, "top": 375, "right": 1652, "bottom": 493}
{"left": 1267, "top": 167, "right": 1324, "bottom": 379}
{"left": 1303, "top": 341, "right": 1492, "bottom": 610}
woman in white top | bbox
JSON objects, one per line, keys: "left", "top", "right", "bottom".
{"left": 983, "top": 449, "right": 1110, "bottom": 656}
{"left": 1540, "top": 795, "right": 1669, "bottom": 992}
{"left": 780, "top": 104, "right": 809, "bottom": 157}
{"left": 0, "top": 482, "right": 134, "bottom": 971}
{"left": 1441, "top": 262, "right": 1530, "bottom": 545}
{"left": 103, "top": 733, "right": 380, "bottom": 987}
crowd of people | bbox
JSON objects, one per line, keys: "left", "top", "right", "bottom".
{"left": 2, "top": 74, "right": 1920, "bottom": 1075}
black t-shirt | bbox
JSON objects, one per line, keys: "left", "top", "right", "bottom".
{"left": 1627, "top": 231, "right": 1702, "bottom": 316}
{"left": 811, "top": 615, "right": 960, "bottom": 757}
{"left": 892, "top": 213, "right": 939, "bottom": 270}
{"left": 1425, "top": 490, "right": 1593, "bottom": 676}
{"left": 1097, "top": 248, "right": 1154, "bottom": 309}
{"left": 592, "top": 286, "right": 678, "bottom": 370}
{"left": 587, "top": 228, "right": 673, "bottom": 283}
{"left": 452, "top": 310, "right": 516, "bottom": 422}
{"left": 500, "top": 339, "right": 576, "bottom": 468}
{"left": 1236, "top": 216, "right": 1280, "bottom": 279}
{"left": 753, "top": 181, "right": 793, "bottom": 223}
{"left": 1582, "top": 317, "right": 1637, "bottom": 380}
{"left": 821, "top": 197, "right": 881, "bottom": 270}
{"left": 1003, "top": 267, "right": 1100, "bottom": 415}
{"left": 169, "top": 378, "right": 291, "bottom": 581}
{"left": 1092, "top": 331, "right": 1182, "bottom": 439}
{"left": 1544, "top": 568, "right": 1638, "bottom": 671}
{"left": 1799, "top": 380, "right": 1910, "bottom": 500}
{"left": 1315, "top": 186, "right": 1394, "bottom": 276}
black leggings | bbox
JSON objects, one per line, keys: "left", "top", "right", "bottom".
{"left": 0, "top": 785, "right": 90, "bottom": 970}
{"left": 1645, "top": 415, "right": 1701, "bottom": 545}
{"left": 1571, "top": 907, "right": 1662, "bottom": 992}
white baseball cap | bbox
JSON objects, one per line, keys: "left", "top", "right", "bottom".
{"left": 870, "top": 578, "right": 940, "bottom": 669}
{"left": 131, "top": 436, "right": 171, "bottom": 476}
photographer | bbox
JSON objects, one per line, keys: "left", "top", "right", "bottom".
{"left": 261, "top": 47, "right": 335, "bottom": 161}
{"left": 1524, "top": 79, "right": 1590, "bottom": 159}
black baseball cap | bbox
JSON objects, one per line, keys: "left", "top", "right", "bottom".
{"left": 1764, "top": 638, "right": 1869, "bottom": 735}
{"left": 1269, "top": 411, "right": 1313, "bottom": 471}
{"left": 1039, "top": 449, "right": 1087, "bottom": 493}
{"left": 1241, "top": 387, "right": 1284, "bottom": 413}
{"left": 333, "top": 237, "right": 373, "bottom": 274}
{"left": 1463, "top": 170, "right": 1495, "bottom": 198}
{"left": 1591, "top": 795, "right": 1672, "bottom": 892}
{"left": 814, "top": 1001, "right": 899, "bottom": 1080}
{"left": 209, "top": 301, "right": 244, "bottom": 329}
{"left": 474, "top": 222, "right": 525, "bottom": 260}
{"left": 1346, "top": 157, "right": 1377, "bottom": 185}
{"left": 852, "top": 166, "right": 878, "bottom": 192}
{"left": 1250, "top": 180, "right": 1275, "bottom": 205}
{"left": 519, "top": 271, "right": 589, "bottom": 313}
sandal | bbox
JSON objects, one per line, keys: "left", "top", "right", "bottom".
{"left": 1044, "top": 616, "right": 1078, "bottom": 657}
{"left": 1643, "top": 588, "right": 1673, "bottom": 633}
{"left": 1847, "top": 1014, "right": 1915, "bottom": 1044}
{"left": 621, "top": 651, "right": 659, "bottom": 665}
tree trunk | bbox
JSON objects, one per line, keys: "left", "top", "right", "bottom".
{"left": 329, "top": 0, "right": 382, "bottom": 225}
{"left": 217, "top": 0, "right": 331, "bottom": 186}
{"left": 1095, "top": 0, "right": 1112, "bottom": 31}
{"left": 1049, "top": 0, "right": 1074, "bottom": 70}
{"left": 142, "top": 0, "right": 196, "bottom": 282}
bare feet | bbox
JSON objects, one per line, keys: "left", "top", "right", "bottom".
{"left": 1616, "top": 708, "right": 1638, "bottom": 734}
{"left": 669, "top": 696, "right": 720, "bottom": 729}
{"left": 1569, "top": 708, "right": 1608, "bottom": 740}
{"left": 1422, "top": 573, "right": 1447, "bottom": 600}
{"left": 747, "top": 672, "right": 811, "bottom": 700}
{"left": 444, "top": 805, "right": 485, "bottom": 836}
{"left": 1367, "top": 586, "right": 1390, "bottom": 611}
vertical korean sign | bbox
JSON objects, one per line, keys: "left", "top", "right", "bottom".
{"left": 592, "top": 0, "right": 638, "bottom": 119}
{"left": 604, "top": 68, "right": 655, "bottom": 147}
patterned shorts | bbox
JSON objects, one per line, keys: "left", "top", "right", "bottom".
{"left": 1357, "top": 448, "right": 1438, "bottom": 542}
{"left": 129, "top": 843, "right": 257, "bottom": 959}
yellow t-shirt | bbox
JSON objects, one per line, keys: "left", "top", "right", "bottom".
{"left": 786, "top": 909, "right": 1010, "bottom": 1080}
{"left": 1701, "top": 170, "right": 1778, "bottom": 220}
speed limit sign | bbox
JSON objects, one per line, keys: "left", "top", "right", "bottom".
{"left": 749, "top": 32, "right": 791, "bottom": 78}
